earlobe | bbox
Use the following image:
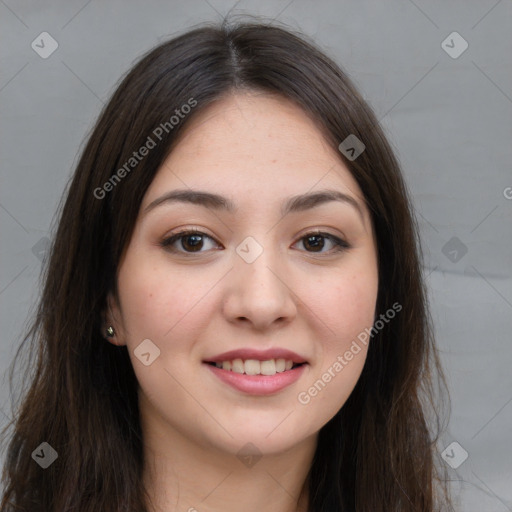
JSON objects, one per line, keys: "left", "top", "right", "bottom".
{"left": 102, "top": 324, "right": 121, "bottom": 346}
{"left": 102, "top": 292, "right": 126, "bottom": 346}
{"left": 105, "top": 325, "right": 116, "bottom": 338}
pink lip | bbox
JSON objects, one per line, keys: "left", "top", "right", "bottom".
{"left": 204, "top": 363, "right": 307, "bottom": 395}
{"left": 204, "top": 348, "right": 307, "bottom": 364}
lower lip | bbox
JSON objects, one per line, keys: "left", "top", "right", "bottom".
{"left": 204, "top": 363, "right": 307, "bottom": 395}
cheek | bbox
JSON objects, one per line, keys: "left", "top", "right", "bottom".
{"left": 309, "top": 269, "right": 378, "bottom": 344}
{"left": 116, "top": 251, "right": 218, "bottom": 348}
{"left": 116, "top": 255, "right": 211, "bottom": 400}
{"left": 116, "top": 261, "right": 168, "bottom": 340}
{"left": 297, "top": 276, "right": 375, "bottom": 423}
{"left": 299, "top": 260, "right": 377, "bottom": 413}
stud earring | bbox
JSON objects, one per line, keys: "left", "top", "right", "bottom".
{"left": 106, "top": 326, "right": 116, "bottom": 338}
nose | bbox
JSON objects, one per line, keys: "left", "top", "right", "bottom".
{"left": 222, "top": 242, "right": 297, "bottom": 331}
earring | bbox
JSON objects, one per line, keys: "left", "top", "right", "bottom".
{"left": 106, "top": 326, "right": 116, "bottom": 337}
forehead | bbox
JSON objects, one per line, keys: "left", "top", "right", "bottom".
{"left": 142, "top": 91, "right": 367, "bottom": 217}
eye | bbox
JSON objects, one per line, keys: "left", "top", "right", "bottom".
{"left": 160, "top": 228, "right": 350, "bottom": 255}
{"left": 160, "top": 228, "right": 220, "bottom": 254}
{"left": 293, "top": 230, "right": 350, "bottom": 254}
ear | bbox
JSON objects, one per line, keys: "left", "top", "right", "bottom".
{"left": 101, "top": 291, "right": 126, "bottom": 346}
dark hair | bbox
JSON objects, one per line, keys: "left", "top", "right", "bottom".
{"left": 1, "top": 17, "right": 453, "bottom": 511}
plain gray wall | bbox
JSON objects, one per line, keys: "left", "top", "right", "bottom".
{"left": 1, "top": 1, "right": 511, "bottom": 510}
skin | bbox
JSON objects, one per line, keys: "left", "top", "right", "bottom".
{"left": 105, "top": 91, "right": 379, "bottom": 512}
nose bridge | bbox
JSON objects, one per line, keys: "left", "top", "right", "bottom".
{"left": 224, "top": 233, "right": 296, "bottom": 327}
{"left": 235, "top": 233, "right": 284, "bottom": 294}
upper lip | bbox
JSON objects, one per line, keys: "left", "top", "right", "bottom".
{"left": 204, "top": 348, "right": 308, "bottom": 364}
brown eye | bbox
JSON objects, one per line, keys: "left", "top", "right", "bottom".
{"left": 179, "top": 233, "right": 204, "bottom": 252}
{"left": 160, "top": 229, "right": 350, "bottom": 256}
{"left": 302, "top": 234, "right": 325, "bottom": 252}
{"left": 160, "top": 229, "right": 219, "bottom": 254}
{"left": 296, "top": 232, "right": 350, "bottom": 254}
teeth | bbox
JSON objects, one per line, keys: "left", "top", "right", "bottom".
{"left": 244, "top": 360, "right": 260, "bottom": 375}
{"left": 212, "top": 358, "right": 299, "bottom": 376}
{"left": 232, "top": 359, "right": 245, "bottom": 374}
{"left": 275, "top": 358, "right": 286, "bottom": 372}
{"left": 260, "top": 359, "right": 276, "bottom": 375}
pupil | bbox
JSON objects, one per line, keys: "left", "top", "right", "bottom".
{"left": 305, "top": 235, "right": 324, "bottom": 252}
{"left": 180, "top": 234, "right": 326, "bottom": 252}
{"left": 183, "top": 235, "right": 203, "bottom": 251}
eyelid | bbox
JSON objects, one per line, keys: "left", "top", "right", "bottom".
{"left": 160, "top": 227, "right": 220, "bottom": 251}
{"left": 159, "top": 227, "right": 351, "bottom": 255}
{"left": 295, "top": 230, "right": 350, "bottom": 253}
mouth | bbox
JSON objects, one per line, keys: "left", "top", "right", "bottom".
{"left": 204, "top": 358, "right": 307, "bottom": 376}
{"left": 202, "top": 348, "right": 309, "bottom": 394}
{"left": 203, "top": 359, "right": 308, "bottom": 395}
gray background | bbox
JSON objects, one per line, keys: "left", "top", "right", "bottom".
{"left": 1, "top": 1, "right": 511, "bottom": 510}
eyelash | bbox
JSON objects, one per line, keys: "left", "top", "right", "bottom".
{"left": 159, "top": 228, "right": 350, "bottom": 255}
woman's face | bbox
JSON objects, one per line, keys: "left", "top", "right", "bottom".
{"left": 108, "top": 91, "right": 379, "bottom": 456}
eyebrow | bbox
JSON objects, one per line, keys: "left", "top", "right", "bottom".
{"left": 144, "top": 188, "right": 366, "bottom": 223}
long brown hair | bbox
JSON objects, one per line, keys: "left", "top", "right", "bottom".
{"left": 1, "top": 18, "right": 453, "bottom": 511}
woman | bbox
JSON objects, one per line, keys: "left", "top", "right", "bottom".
{"left": 1, "top": 19, "right": 453, "bottom": 512}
